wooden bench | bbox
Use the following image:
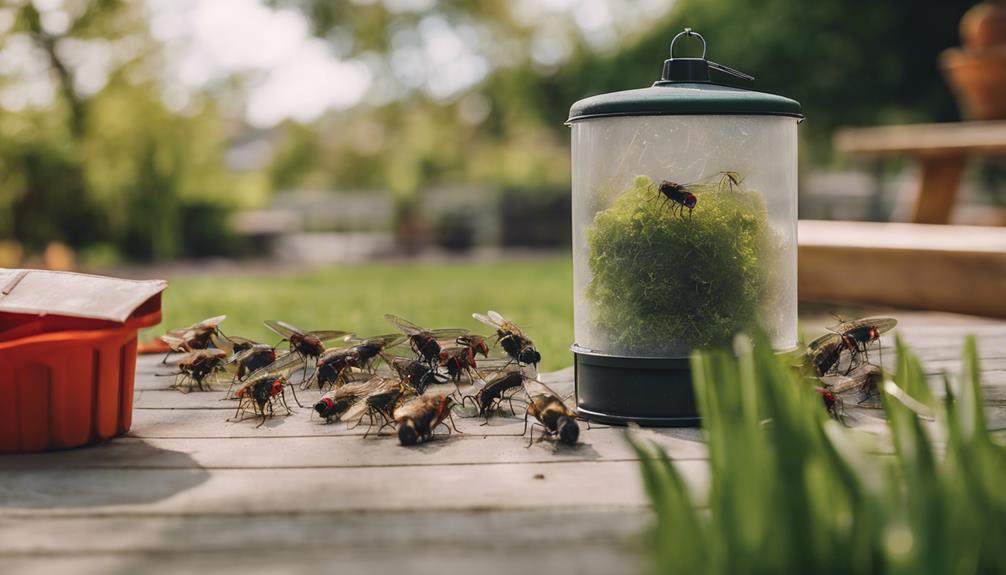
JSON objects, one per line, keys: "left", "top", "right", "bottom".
{"left": 834, "top": 121, "right": 1006, "bottom": 224}
{"left": 799, "top": 219, "right": 1006, "bottom": 318}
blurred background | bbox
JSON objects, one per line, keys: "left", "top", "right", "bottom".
{"left": 1, "top": 0, "right": 1002, "bottom": 367}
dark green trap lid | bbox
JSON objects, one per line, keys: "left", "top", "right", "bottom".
{"left": 567, "top": 28, "right": 803, "bottom": 123}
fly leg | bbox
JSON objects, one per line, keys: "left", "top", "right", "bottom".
{"left": 363, "top": 411, "right": 377, "bottom": 439}
{"left": 286, "top": 377, "right": 303, "bottom": 408}
{"left": 373, "top": 413, "right": 392, "bottom": 436}
{"left": 256, "top": 404, "right": 268, "bottom": 428}
{"left": 526, "top": 423, "right": 547, "bottom": 448}
{"left": 225, "top": 377, "right": 238, "bottom": 399}
{"left": 575, "top": 416, "right": 604, "bottom": 430}
{"left": 348, "top": 410, "right": 368, "bottom": 431}
{"left": 470, "top": 365, "right": 486, "bottom": 384}
{"left": 279, "top": 389, "right": 293, "bottom": 415}
{"left": 459, "top": 394, "right": 478, "bottom": 416}
{"left": 446, "top": 409, "right": 462, "bottom": 435}
{"left": 231, "top": 397, "right": 246, "bottom": 422}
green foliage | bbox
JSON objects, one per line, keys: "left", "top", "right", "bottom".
{"left": 586, "top": 175, "right": 770, "bottom": 354}
{"left": 525, "top": 1, "right": 975, "bottom": 163}
{"left": 0, "top": 2, "right": 243, "bottom": 262}
{"left": 155, "top": 257, "right": 573, "bottom": 372}
{"left": 630, "top": 332, "right": 1006, "bottom": 575}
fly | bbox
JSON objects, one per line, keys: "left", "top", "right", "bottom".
{"left": 157, "top": 348, "right": 228, "bottom": 392}
{"left": 314, "top": 378, "right": 389, "bottom": 424}
{"left": 231, "top": 372, "right": 296, "bottom": 428}
{"left": 461, "top": 369, "right": 526, "bottom": 424}
{"left": 521, "top": 377, "right": 580, "bottom": 448}
{"left": 653, "top": 171, "right": 742, "bottom": 219}
{"left": 394, "top": 395, "right": 461, "bottom": 446}
{"left": 385, "top": 314, "right": 468, "bottom": 367}
{"left": 472, "top": 310, "right": 540, "bottom": 369}
{"left": 159, "top": 315, "right": 227, "bottom": 363}
{"left": 263, "top": 320, "right": 352, "bottom": 384}
{"left": 342, "top": 377, "right": 412, "bottom": 438}
{"left": 807, "top": 316, "right": 897, "bottom": 376}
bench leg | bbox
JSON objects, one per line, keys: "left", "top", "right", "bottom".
{"left": 911, "top": 156, "right": 965, "bottom": 224}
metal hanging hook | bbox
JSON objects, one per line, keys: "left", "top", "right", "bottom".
{"left": 670, "top": 27, "right": 706, "bottom": 59}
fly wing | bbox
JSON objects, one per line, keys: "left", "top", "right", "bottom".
{"left": 393, "top": 395, "right": 436, "bottom": 422}
{"left": 822, "top": 364, "right": 883, "bottom": 395}
{"left": 488, "top": 310, "right": 523, "bottom": 336}
{"left": 264, "top": 320, "right": 301, "bottom": 340}
{"left": 385, "top": 314, "right": 425, "bottom": 335}
{"left": 342, "top": 377, "right": 399, "bottom": 423}
{"left": 838, "top": 317, "right": 898, "bottom": 335}
{"left": 428, "top": 328, "right": 470, "bottom": 340}
{"left": 213, "top": 334, "right": 252, "bottom": 355}
{"left": 473, "top": 312, "right": 500, "bottom": 330}
{"left": 522, "top": 376, "right": 572, "bottom": 410}
{"left": 227, "top": 345, "right": 261, "bottom": 365}
{"left": 196, "top": 315, "right": 227, "bottom": 329}
{"left": 476, "top": 356, "right": 517, "bottom": 376}
{"left": 683, "top": 171, "right": 744, "bottom": 193}
{"left": 260, "top": 351, "right": 305, "bottom": 375}
{"left": 174, "top": 351, "right": 201, "bottom": 365}
{"left": 352, "top": 333, "right": 406, "bottom": 348}
{"left": 163, "top": 325, "right": 193, "bottom": 338}
{"left": 487, "top": 310, "right": 507, "bottom": 325}
{"left": 195, "top": 348, "right": 228, "bottom": 360}
{"left": 807, "top": 332, "right": 843, "bottom": 354}
{"left": 232, "top": 372, "right": 275, "bottom": 398}
{"left": 307, "top": 330, "right": 353, "bottom": 343}
{"left": 159, "top": 333, "right": 188, "bottom": 351}
{"left": 225, "top": 335, "right": 259, "bottom": 346}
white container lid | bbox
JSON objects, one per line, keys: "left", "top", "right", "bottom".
{"left": 0, "top": 269, "right": 166, "bottom": 323}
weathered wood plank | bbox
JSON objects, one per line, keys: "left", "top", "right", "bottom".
{"left": 0, "top": 430, "right": 709, "bottom": 470}
{"left": 799, "top": 221, "right": 1006, "bottom": 317}
{"left": 0, "top": 460, "right": 707, "bottom": 517}
{"left": 0, "top": 526, "right": 643, "bottom": 575}
{"left": 0, "top": 509, "right": 647, "bottom": 555}
{"left": 833, "top": 120, "right": 1006, "bottom": 157}
{"left": 122, "top": 405, "right": 704, "bottom": 440}
{"left": 2, "top": 310, "right": 1005, "bottom": 575}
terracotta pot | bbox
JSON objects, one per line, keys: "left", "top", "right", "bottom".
{"left": 941, "top": 47, "right": 1006, "bottom": 120}
{"left": 961, "top": 2, "right": 1006, "bottom": 49}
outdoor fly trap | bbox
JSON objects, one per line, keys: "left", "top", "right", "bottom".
{"left": 567, "top": 28, "right": 803, "bottom": 425}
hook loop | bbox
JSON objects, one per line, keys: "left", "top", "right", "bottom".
{"left": 670, "top": 27, "right": 706, "bottom": 59}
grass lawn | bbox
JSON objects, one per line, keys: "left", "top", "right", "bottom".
{"left": 153, "top": 257, "right": 575, "bottom": 371}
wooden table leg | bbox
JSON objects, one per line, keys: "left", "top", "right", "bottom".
{"left": 910, "top": 155, "right": 965, "bottom": 224}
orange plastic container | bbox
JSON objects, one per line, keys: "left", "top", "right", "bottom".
{"left": 0, "top": 276, "right": 163, "bottom": 454}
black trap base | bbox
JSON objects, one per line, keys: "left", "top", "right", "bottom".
{"left": 572, "top": 345, "right": 700, "bottom": 427}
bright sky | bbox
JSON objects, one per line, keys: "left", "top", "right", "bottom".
{"left": 148, "top": 0, "right": 373, "bottom": 128}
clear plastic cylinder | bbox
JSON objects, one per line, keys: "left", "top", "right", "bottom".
{"left": 571, "top": 114, "right": 798, "bottom": 357}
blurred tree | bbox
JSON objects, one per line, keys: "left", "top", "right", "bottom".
{"left": 0, "top": 0, "right": 240, "bottom": 262}
{"left": 553, "top": 0, "right": 975, "bottom": 161}
{"left": 0, "top": 0, "right": 980, "bottom": 263}
{"left": 273, "top": 0, "right": 975, "bottom": 192}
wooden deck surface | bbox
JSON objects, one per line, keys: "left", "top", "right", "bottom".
{"left": 2, "top": 311, "right": 1006, "bottom": 575}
